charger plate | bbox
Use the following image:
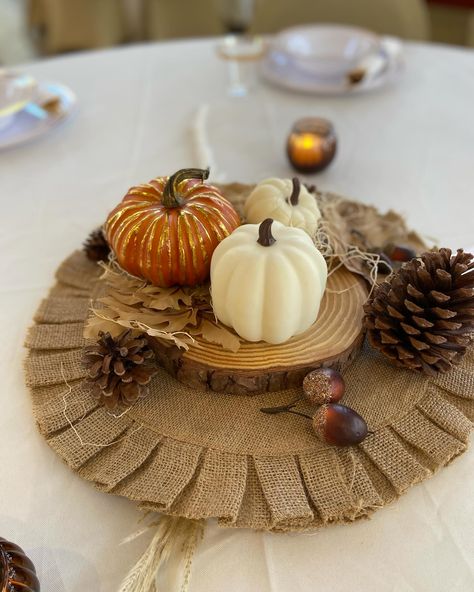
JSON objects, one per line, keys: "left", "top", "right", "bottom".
{"left": 0, "top": 82, "right": 76, "bottom": 150}
{"left": 152, "top": 265, "right": 367, "bottom": 395}
{"left": 24, "top": 191, "right": 474, "bottom": 532}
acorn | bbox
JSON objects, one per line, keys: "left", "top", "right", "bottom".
{"left": 312, "top": 404, "right": 368, "bottom": 446}
{"left": 383, "top": 244, "right": 417, "bottom": 263}
{"left": 303, "top": 368, "right": 345, "bottom": 405}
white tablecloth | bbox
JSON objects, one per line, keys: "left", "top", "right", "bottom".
{"left": 1, "top": 38, "right": 473, "bottom": 592}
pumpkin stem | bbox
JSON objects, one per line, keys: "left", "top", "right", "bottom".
{"left": 162, "top": 167, "right": 210, "bottom": 207}
{"left": 257, "top": 218, "right": 276, "bottom": 247}
{"left": 289, "top": 177, "right": 301, "bottom": 206}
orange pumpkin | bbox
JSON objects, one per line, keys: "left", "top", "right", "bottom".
{"left": 0, "top": 537, "right": 40, "bottom": 592}
{"left": 105, "top": 168, "right": 240, "bottom": 287}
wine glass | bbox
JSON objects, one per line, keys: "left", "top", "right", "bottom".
{"left": 215, "top": 0, "right": 265, "bottom": 97}
{"left": 217, "top": 0, "right": 254, "bottom": 33}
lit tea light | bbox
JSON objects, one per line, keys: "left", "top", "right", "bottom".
{"left": 287, "top": 117, "right": 337, "bottom": 173}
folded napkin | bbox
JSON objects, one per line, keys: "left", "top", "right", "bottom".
{"left": 347, "top": 37, "right": 403, "bottom": 86}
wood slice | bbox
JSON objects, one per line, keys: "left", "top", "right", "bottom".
{"left": 151, "top": 267, "right": 368, "bottom": 395}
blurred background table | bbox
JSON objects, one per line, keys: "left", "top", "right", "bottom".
{"left": 0, "top": 37, "right": 473, "bottom": 591}
{"left": 2, "top": 0, "right": 474, "bottom": 66}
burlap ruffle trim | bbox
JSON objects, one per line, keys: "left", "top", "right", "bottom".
{"left": 24, "top": 251, "right": 474, "bottom": 532}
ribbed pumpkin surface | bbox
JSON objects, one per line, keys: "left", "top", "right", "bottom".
{"left": 105, "top": 173, "right": 241, "bottom": 287}
{"left": 0, "top": 537, "right": 40, "bottom": 592}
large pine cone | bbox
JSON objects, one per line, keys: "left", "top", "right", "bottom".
{"left": 364, "top": 248, "right": 474, "bottom": 376}
{"left": 82, "top": 330, "right": 158, "bottom": 409}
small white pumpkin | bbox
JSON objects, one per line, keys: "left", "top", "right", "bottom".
{"left": 244, "top": 177, "right": 321, "bottom": 236}
{"left": 210, "top": 218, "right": 327, "bottom": 344}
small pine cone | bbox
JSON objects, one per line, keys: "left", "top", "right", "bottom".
{"left": 83, "top": 227, "right": 110, "bottom": 262}
{"left": 82, "top": 330, "right": 158, "bottom": 410}
{"left": 364, "top": 248, "right": 474, "bottom": 376}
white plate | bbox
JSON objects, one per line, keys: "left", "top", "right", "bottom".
{"left": 273, "top": 24, "right": 380, "bottom": 79}
{"left": 0, "top": 71, "right": 36, "bottom": 119}
{"left": 261, "top": 37, "right": 403, "bottom": 95}
{"left": 0, "top": 82, "right": 77, "bottom": 150}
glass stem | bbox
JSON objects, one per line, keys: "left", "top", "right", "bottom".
{"left": 228, "top": 55, "right": 247, "bottom": 97}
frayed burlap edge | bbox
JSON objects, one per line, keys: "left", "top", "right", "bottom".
{"left": 24, "top": 249, "right": 474, "bottom": 532}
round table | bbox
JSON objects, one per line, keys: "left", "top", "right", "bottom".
{"left": 1, "top": 38, "right": 473, "bottom": 592}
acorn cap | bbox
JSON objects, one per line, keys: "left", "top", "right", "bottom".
{"left": 303, "top": 368, "right": 345, "bottom": 405}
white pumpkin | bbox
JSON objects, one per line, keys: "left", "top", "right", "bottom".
{"left": 244, "top": 177, "right": 321, "bottom": 236}
{"left": 210, "top": 218, "right": 327, "bottom": 344}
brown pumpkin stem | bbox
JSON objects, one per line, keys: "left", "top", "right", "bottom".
{"left": 289, "top": 177, "right": 301, "bottom": 205}
{"left": 162, "top": 167, "right": 210, "bottom": 207}
{"left": 257, "top": 218, "right": 276, "bottom": 247}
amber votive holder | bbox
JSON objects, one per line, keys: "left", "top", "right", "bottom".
{"left": 287, "top": 117, "right": 337, "bottom": 173}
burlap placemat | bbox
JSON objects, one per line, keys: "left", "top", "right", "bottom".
{"left": 24, "top": 192, "right": 474, "bottom": 532}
